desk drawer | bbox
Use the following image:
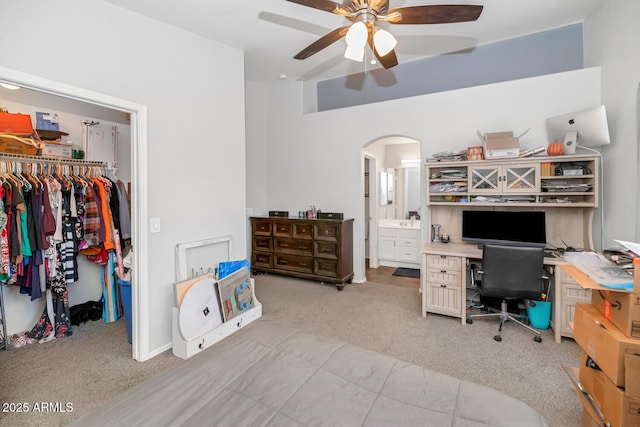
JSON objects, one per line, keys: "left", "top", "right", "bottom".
{"left": 426, "top": 268, "right": 461, "bottom": 287}
{"left": 562, "top": 282, "right": 592, "bottom": 301}
{"left": 426, "top": 254, "right": 462, "bottom": 271}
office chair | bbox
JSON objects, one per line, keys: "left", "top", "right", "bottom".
{"left": 466, "top": 244, "right": 547, "bottom": 343}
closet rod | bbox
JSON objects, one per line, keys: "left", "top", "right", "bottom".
{"left": 0, "top": 152, "right": 106, "bottom": 167}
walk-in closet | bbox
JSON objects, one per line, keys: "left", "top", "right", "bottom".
{"left": 0, "top": 85, "right": 132, "bottom": 353}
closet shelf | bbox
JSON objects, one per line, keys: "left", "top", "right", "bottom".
{"left": 0, "top": 152, "right": 107, "bottom": 166}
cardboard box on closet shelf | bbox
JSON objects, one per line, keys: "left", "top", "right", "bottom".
{"left": 0, "top": 133, "right": 41, "bottom": 155}
{"left": 41, "top": 141, "right": 72, "bottom": 159}
{"left": 573, "top": 302, "right": 640, "bottom": 388}
{"left": 477, "top": 128, "right": 530, "bottom": 159}
{"left": 578, "top": 351, "right": 640, "bottom": 427}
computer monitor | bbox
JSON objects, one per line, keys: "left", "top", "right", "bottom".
{"left": 462, "top": 210, "right": 547, "bottom": 248}
{"left": 545, "top": 105, "right": 611, "bottom": 154}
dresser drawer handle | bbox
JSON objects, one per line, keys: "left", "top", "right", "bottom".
{"left": 280, "top": 260, "right": 288, "bottom": 264}
{"left": 440, "top": 255, "right": 446, "bottom": 258}
{"left": 441, "top": 270, "right": 446, "bottom": 273}
{"left": 324, "top": 230, "right": 329, "bottom": 236}
{"left": 298, "top": 262, "right": 306, "bottom": 267}
{"left": 281, "top": 243, "right": 289, "bottom": 247}
{"left": 440, "top": 284, "right": 446, "bottom": 288}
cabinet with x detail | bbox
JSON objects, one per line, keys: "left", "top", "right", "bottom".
{"left": 468, "top": 162, "right": 540, "bottom": 194}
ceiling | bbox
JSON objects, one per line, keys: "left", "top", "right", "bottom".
{"left": 108, "top": 1, "right": 601, "bottom": 84}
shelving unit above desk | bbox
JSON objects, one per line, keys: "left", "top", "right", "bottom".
{"left": 425, "top": 153, "right": 600, "bottom": 252}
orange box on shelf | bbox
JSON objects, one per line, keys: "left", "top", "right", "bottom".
{"left": 572, "top": 303, "right": 640, "bottom": 388}
{"left": 0, "top": 112, "right": 34, "bottom": 136}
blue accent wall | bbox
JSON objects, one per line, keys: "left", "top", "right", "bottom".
{"left": 317, "top": 24, "right": 584, "bottom": 111}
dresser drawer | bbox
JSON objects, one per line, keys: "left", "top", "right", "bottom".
{"left": 426, "top": 268, "right": 462, "bottom": 287}
{"left": 252, "top": 236, "right": 272, "bottom": 252}
{"left": 253, "top": 219, "right": 272, "bottom": 236}
{"left": 426, "top": 254, "right": 462, "bottom": 271}
{"left": 293, "top": 222, "right": 313, "bottom": 239}
{"left": 252, "top": 252, "right": 272, "bottom": 269}
{"left": 315, "top": 241, "right": 337, "bottom": 259}
{"left": 315, "top": 258, "right": 338, "bottom": 278}
{"left": 273, "top": 220, "right": 293, "bottom": 237}
{"left": 315, "top": 223, "right": 339, "bottom": 242}
{"left": 274, "top": 237, "right": 313, "bottom": 255}
{"left": 274, "top": 254, "right": 313, "bottom": 274}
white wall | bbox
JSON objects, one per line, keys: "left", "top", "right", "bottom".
{"left": 584, "top": 1, "right": 640, "bottom": 245}
{"left": 246, "top": 68, "right": 602, "bottom": 283}
{"left": 0, "top": 1, "right": 247, "bottom": 357}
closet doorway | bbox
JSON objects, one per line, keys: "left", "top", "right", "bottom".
{"left": 0, "top": 67, "right": 149, "bottom": 361}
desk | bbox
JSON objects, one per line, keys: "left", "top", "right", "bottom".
{"left": 420, "top": 242, "right": 590, "bottom": 344}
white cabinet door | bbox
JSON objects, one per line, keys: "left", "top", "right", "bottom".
{"left": 378, "top": 236, "right": 397, "bottom": 260}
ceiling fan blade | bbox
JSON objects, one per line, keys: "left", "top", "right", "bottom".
{"left": 368, "top": 34, "right": 399, "bottom": 69}
{"left": 377, "top": 49, "right": 398, "bottom": 69}
{"left": 294, "top": 26, "right": 350, "bottom": 60}
{"left": 384, "top": 4, "right": 483, "bottom": 25}
{"left": 286, "top": 0, "right": 350, "bottom": 17}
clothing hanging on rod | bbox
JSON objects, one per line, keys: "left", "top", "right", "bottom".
{"left": 0, "top": 153, "right": 131, "bottom": 344}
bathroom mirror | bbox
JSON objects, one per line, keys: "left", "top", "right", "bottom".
{"left": 379, "top": 171, "right": 388, "bottom": 206}
{"left": 399, "top": 167, "right": 420, "bottom": 219}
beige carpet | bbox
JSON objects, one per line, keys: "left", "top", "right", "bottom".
{"left": 0, "top": 274, "right": 582, "bottom": 427}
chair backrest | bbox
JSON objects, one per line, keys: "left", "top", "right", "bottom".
{"left": 480, "top": 244, "right": 545, "bottom": 300}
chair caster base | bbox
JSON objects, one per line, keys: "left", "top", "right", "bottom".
{"left": 493, "top": 335, "right": 502, "bottom": 342}
{"left": 466, "top": 318, "right": 473, "bottom": 324}
{"left": 534, "top": 336, "right": 542, "bottom": 343}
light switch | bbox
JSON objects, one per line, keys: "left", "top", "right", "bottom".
{"left": 150, "top": 217, "right": 161, "bottom": 233}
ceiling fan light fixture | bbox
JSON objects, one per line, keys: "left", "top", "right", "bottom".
{"left": 344, "top": 21, "right": 368, "bottom": 62}
{"left": 373, "top": 28, "right": 397, "bottom": 56}
{"left": 0, "top": 83, "right": 20, "bottom": 90}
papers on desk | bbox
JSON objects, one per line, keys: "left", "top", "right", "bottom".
{"left": 614, "top": 239, "right": 640, "bottom": 257}
{"left": 564, "top": 251, "right": 634, "bottom": 291}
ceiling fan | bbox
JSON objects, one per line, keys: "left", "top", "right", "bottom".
{"left": 287, "top": 0, "right": 483, "bottom": 69}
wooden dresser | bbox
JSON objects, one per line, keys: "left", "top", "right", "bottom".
{"left": 250, "top": 217, "right": 354, "bottom": 290}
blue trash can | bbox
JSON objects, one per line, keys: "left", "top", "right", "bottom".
{"left": 118, "top": 280, "right": 132, "bottom": 344}
{"left": 527, "top": 300, "right": 551, "bottom": 329}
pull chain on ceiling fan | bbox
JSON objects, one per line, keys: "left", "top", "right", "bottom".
{"left": 287, "top": 0, "right": 483, "bottom": 69}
